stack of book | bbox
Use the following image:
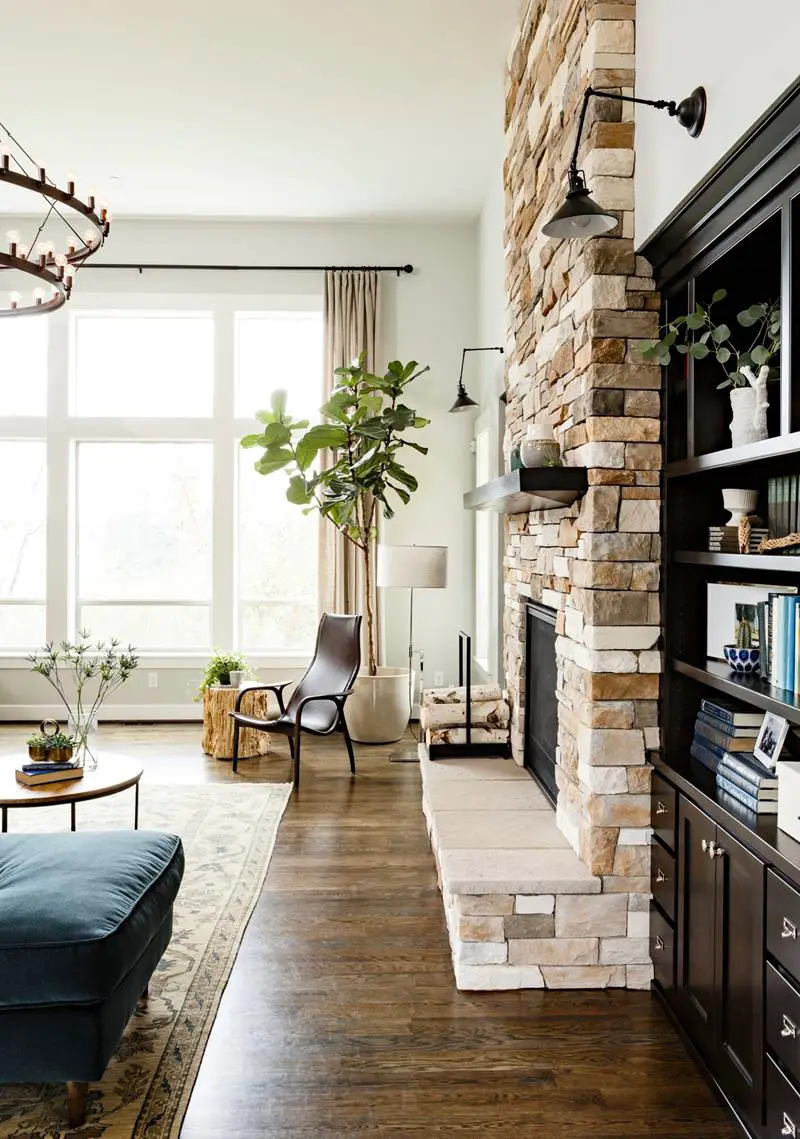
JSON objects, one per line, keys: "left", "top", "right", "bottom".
{"left": 757, "top": 590, "right": 800, "bottom": 689}
{"left": 15, "top": 761, "right": 83, "bottom": 787}
{"left": 708, "top": 525, "right": 768, "bottom": 553}
{"left": 716, "top": 751, "right": 778, "bottom": 814}
{"left": 768, "top": 474, "right": 800, "bottom": 548}
{"left": 689, "top": 697, "right": 762, "bottom": 774}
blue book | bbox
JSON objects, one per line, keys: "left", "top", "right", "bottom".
{"left": 717, "top": 760, "right": 778, "bottom": 798}
{"left": 720, "top": 750, "right": 778, "bottom": 786}
{"left": 775, "top": 596, "right": 787, "bottom": 689}
{"left": 696, "top": 710, "right": 759, "bottom": 739}
{"left": 786, "top": 597, "right": 797, "bottom": 692}
{"left": 717, "top": 774, "right": 777, "bottom": 813}
{"left": 690, "top": 736, "right": 722, "bottom": 773}
{"left": 699, "top": 698, "right": 762, "bottom": 727}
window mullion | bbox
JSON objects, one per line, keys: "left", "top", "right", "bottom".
{"left": 212, "top": 305, "right": 235, "bottom": 650}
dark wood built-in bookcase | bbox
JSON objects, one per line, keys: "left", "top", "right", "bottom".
{"left": 645, "top": 78, "right": 800, "bottom": 1139}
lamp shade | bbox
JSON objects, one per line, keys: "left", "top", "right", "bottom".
{"left": 541, "top": 186, "right": 618, "bottom": 240}
{"left": 377, "top": 545, "right": 448, "bottom": 589}
{"left": 449, "top": 387, "right": 479, "bottom": 413}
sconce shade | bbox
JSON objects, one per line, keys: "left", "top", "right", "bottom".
{"left": 541, "top": 185, "right": 618, "bottom": 240}
{"left": 449, "top": 386, "right": 479, "bottom": 413}
{"left": 377, "top": 545, "right": 448, "bottom": 589}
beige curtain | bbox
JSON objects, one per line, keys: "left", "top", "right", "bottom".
{"left": 320, "top": 270, "right": 382, "bottom": 664}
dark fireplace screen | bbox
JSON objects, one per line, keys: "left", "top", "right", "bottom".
{"left": 524, "top": 603, "right": 558, "bottom": 804}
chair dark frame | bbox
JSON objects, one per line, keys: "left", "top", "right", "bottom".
{"left": 229, "top": 613, "right": 362, "bottom": 790}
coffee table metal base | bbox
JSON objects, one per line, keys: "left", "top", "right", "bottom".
{"left": 1, "top": 783, "right": 139, "bottom": 833}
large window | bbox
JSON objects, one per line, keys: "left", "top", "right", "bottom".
{"left": 0, "top": 298, "right": 322, "bottom": 656}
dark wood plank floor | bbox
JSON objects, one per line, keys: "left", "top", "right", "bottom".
{"left": 175, "top": 730, "right": 737, "bottom": 1138}
{"left": 0, "top": 724, "right": 739, "bottom": 1136}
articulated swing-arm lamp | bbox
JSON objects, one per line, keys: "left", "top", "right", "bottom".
{"left": 449, "top": 346, "right": 505, "bottom": 413}
{"left": 542, "top": 85, "right": 706, "bottom": 239}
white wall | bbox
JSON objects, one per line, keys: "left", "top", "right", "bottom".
{"left": 472, "top": 164, "right": 507, "bottom": 681}
{"left": 0, "top": 217, "right": 478, "bottom": 719}
{"left": 635, "top": 1, "right": 800, "bottom": 246}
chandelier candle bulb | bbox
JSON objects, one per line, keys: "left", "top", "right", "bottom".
{"left": 37, "top": 164, "right": 45, "bottom": 182}
{"left": 1, "top": 149, "right": 9, "bottom": 171}
{"left": 33, "top": 288, "right": 44, "bottom": 305}
{"left": 66, "top": 174, "right": 75, "bottom": 195}
{"left": 9, "top": 292, "right": 20, "bottom": 309}
{"left": 87, "top": 193, "right": 95, "bottom": 209}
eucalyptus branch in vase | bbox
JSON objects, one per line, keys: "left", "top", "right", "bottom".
{"left": 641, "top": 289, "right": 780, "bottom": 446}
{"left": 27, "top": 632, "right": 139, "bottom": 767}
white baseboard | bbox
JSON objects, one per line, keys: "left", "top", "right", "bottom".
{"left": 0, "top": 704, "right": 202, "bottom": 723}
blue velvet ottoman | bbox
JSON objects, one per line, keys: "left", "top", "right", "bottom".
{"left": 0, "top": 830, "right": 184, "bottom": 1127}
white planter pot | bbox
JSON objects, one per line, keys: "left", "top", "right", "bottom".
{"left": 729, "top": 385, "right": 768, "bottom": 447}
{"left": 345, "top": 666, "right": 414, "bottom": 744}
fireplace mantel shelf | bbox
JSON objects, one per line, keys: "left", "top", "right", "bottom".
{"left": 463, "top": 468, "right": 588, "bottom": 514}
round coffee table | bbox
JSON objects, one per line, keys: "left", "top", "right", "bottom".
{"left": 0, "top": 756, "right": 144, "bottom": 833}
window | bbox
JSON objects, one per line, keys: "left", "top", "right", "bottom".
{"left": 71, "top": 312, "right": 214, "bottom": 417}
{"left": 0, "top": 441, "right": 46, "bottom": 648}
{"left": 0, "top": 321, "right": 47, "bottom": 415}
{"left": 76, "top": 443, "right": 213, "bottom": 650}
{"left": 235, "top": 311, "right": 322, "bottom": 652}
{"left": 0, "top": 297, "right": 322, "bottom": 657}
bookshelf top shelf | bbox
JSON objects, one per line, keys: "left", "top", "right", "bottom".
{"left": 666, "top": 431, "right": 800, "bottom": 478}
{"left": 672, "top": 657, "right": 800, "bottom": 726}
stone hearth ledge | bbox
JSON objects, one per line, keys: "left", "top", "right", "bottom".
{"left": 420, "top": 750, "right": 652, "bottom": 991}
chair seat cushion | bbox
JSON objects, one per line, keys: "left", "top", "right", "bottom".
{"left": 0, "top": 830, "right": 184, "bottom": 1009}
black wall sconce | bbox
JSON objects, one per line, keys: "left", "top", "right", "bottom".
{"left": 449, "top": 346, "right": 504, "bottom": 413}
{"left": 541, "top": 85, "right": 706, "bottom": 239}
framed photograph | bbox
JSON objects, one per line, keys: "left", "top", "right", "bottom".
{"left": 754, "top": 711, "right": 790, "bottom": 770}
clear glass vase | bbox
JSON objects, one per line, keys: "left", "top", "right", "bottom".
{"left": 67, "top": 707, "right": 99, "bottom": 770}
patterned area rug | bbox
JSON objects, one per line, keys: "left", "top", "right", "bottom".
{"left": 0, "top": 779, "right": 292, "bottom": 1137}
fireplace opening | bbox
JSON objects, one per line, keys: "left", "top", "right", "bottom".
{"left": 524, "top": 602, "right": 558, "bottom": 805}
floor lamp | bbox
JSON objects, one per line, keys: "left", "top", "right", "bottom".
{"left": 377, "top": 544, "right": 448, "bottom": 748}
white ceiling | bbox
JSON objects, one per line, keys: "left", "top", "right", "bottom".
{"left": 0, "top": 0, "right": 517, "bottom": 220}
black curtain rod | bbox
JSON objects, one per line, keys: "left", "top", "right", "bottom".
{"left": 80, "top": 262, "right": 414, "bottom": 276}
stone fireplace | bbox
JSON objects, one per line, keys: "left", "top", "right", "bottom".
{"left": 420, "top": 0, "right": 662, "bottom": 993}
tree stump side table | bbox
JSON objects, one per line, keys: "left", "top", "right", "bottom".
{"left": 202, "top": 687, "right": 272, "bottom": 761}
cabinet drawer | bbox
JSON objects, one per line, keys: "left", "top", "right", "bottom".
{"left": 650, "top": 904, "right": 675, "bottom": 992}
{"left": 652, "top": 774, "right": 677, "bottom": 852}
{"left": 768, "top": 963, "right": 800, "bottom": 1085}
{"left": 651, "top": 839, "right": 676, "bottom": 922}
{"left": 768, "top": 871, "right": 800, "bottom": 981}
{"left": 767, "top": 1055, "right": 800, "bottom": 1138}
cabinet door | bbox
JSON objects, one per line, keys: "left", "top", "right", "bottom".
{"left": 714, "top": 824, "right": 765, "bottom": 1125}
{"left": 676, "top": 797, "right": 718, "bottom": 1060}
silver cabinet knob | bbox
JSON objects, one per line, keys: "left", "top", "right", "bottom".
{"left": 710, "top": 842, "right": 725, "bottom": 859}
{"left": 783, "top": 917, "right": 798, "bottom": 940}
{"left": 654, "top": 935, "right": 665, "bottom": 951}
{"left": 656, "top": 868, "right": 667, "bottom": 883}
{"left": 782, "top": 1014, "right": 797, "bottom": 1039}
{"left": 655, "top": 801, "right": 668, "bottom": 816}
{"left": 701, "top": 838, "right": 709, "bottom": 853}
{"left": 782, "top": 1113, "right": 796, "bottom": 1138}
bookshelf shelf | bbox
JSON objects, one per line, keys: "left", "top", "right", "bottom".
{"left": 672, "top": 658, "right": 800, "bottom": 726}
{"left": 674, "top": 551, "right": 800, "bottom": 573}
{"left": 666, "top": 431, "right": 800, "bottom": 478}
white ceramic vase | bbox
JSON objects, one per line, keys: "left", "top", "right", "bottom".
{"left": 729, "top": 382, "right": 768, "bottom": 447}
{"left": 721, "top": 488, "right": 759, "bottom": 526}
{"left": 345, "top": 666, "right": 414, "bottom": 744}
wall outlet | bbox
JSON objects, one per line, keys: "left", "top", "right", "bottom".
{"left": 433, "top": 671, "right": 444, "bottom": 687}
{"left": 148, "top": 672, "right": 158, "bottom": 689}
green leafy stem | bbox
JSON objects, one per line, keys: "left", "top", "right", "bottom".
{"left": 641, "top": 288, "right": 781, "bottom": 389}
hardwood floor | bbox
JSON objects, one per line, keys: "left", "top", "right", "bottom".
{"left": 0, "top": 724, "right": 737, "bottom": 1137}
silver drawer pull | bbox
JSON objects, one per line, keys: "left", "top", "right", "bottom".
{"left": 656, "top": 868, "right": 667, "bottom": 883}
{"left": 782, "top": 1014, "right": 798, "bottom": 1039}
{"left": 655, "top": 801, "right": 668, "bottom": 816}
{"left": 701, "top": 839, "right": 709, "bottom": 853}
{"left": 654, "top": 935, "right": 665, "bottom": 951}
{"left": 782, "top": 1113, "right": 796, "bottom": 1138}
{"left": 783, "top": 917, "right": 798, "bottom": 940}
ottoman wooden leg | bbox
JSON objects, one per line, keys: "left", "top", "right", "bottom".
{"left": 66, "top": 1081, "right": 88, "bottom": 1127}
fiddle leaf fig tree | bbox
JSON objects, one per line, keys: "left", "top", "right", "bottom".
{"left": 241, "top": 354, "right": 430, "bottom": 676}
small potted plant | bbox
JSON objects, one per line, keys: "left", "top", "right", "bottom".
{"left": 723, "top": 616, "right": 761, "bottom": 675}
{"left": 26, "top": 720, "right": 75, "bottom": 763}
{"left": 642, "top": 289, "right": 780, "bottom": 448}
{"left": 195, "top": 651, "right": 252, "bottom": 700}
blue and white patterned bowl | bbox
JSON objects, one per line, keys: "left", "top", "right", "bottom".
{"left": 723, "top": 645, "right": 760, "bottom": 674}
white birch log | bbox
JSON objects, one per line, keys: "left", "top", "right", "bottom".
{"left": 426, "top": 727, "right": 509, "bottom": 745}
{"left": 420, "top": 699, "right": 510, "bottom": 730}
{"left": 422, "top": 684, "right": 503, "bottom": 706}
